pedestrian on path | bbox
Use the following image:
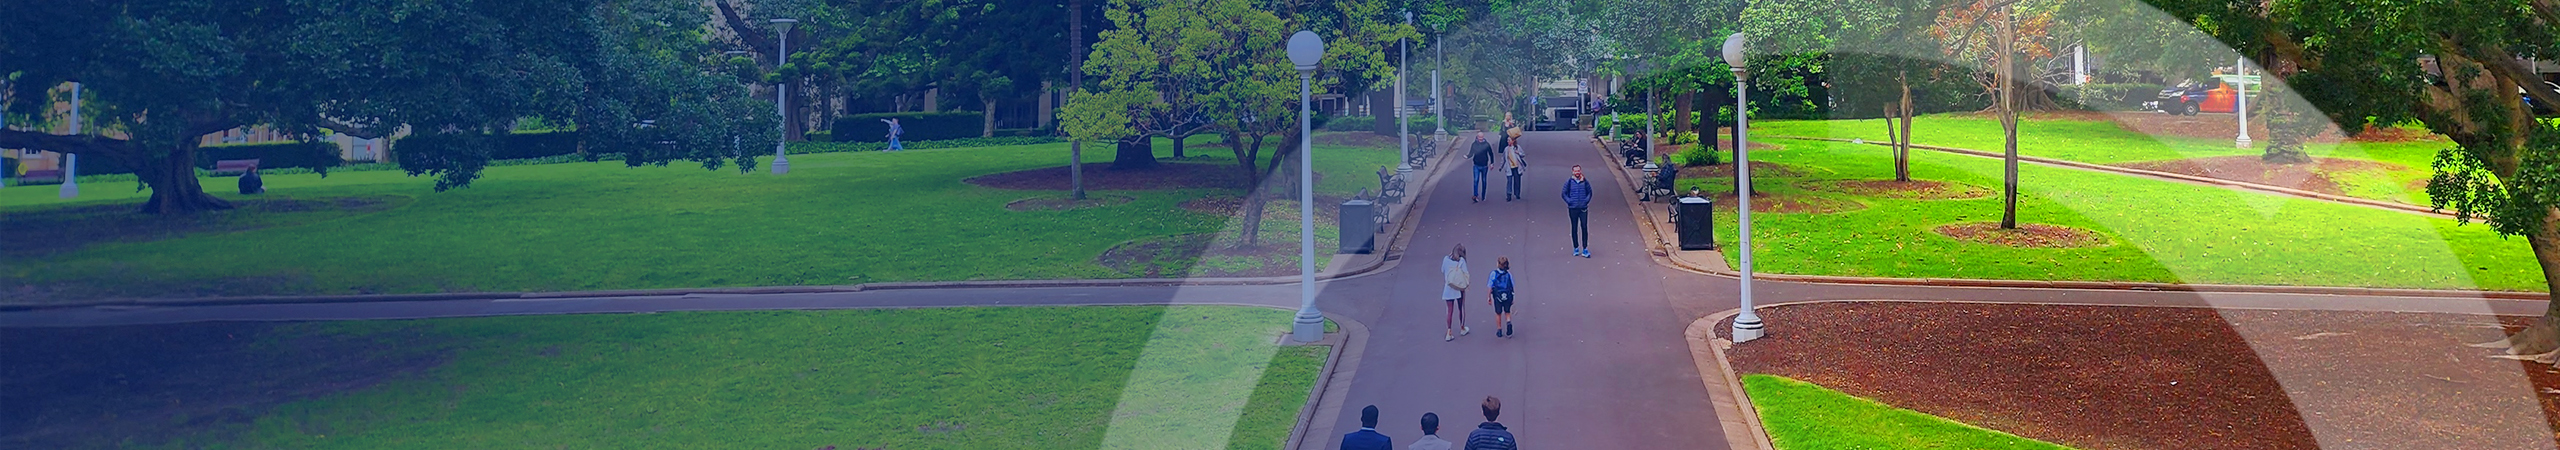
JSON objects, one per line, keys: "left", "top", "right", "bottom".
{"left": 1411, "top": 412, "right": 1453, "bottom": 450}
{"left": 1470, "top": 133, "right": 1495, "bottom": 203}
{"left": 882, "top": 118, "right": 905, "bottom": 151}
{"left": 1465, "top": 397, "right": 1517, "bottom": 450}
{"left": 1489, "top": 257, "right": 1516, "bottom": 338}
{"left": 1563, "top": 166, "right": 1595, "bottom": 258}
{"left": 1342, "top": 405, "right": 1394, "bottom": 450}
{"left": 1442, "top": 244, "right": 1473, "bottom": 341}
{"left": 1502, "top": 137, "right": 1525, "bottom": 201}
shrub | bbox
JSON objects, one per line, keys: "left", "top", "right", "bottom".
{"left": 833, "top": 112, "right": 983, "bottom": 142}
{"left": 787, "top": 136, "right": 1060, "bottom": 155}
{"left": 2053, "top": 83, "right": 2161, "bottom": 111}
{"left": 805, "top": 130, "right": 832, "bottom": 142}
{"left": 197, "top": 141, "right": 345, "bottom": 174}
{"left": 1673, "top": 143, "right": 1721, "bottom": 166}
{"left": 396, "top": 131, "right": 583, "bottom": 163}
{"left": 1321, "top": 115, "right": 1372, "bottom": 132}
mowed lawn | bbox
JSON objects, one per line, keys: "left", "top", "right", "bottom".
{"left": 1754, "top": 115, "right": 2449, "bottom": 205}
{"left": 0, "top": 135, "right": 1403, "bottom": 301}
{"left": 1680, "top": 138, "right": 2539, "bottom": 291}
{"left": 1745, "top": 375, "right": 2075, "bottom": 450}
{"left": 0, "top": 305, "right": 1326, "bottom": 450}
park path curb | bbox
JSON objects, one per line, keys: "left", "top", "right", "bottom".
{"left": 1283, "top": 312, "right": 1371, "bottom": 450}
{"left": 0, "top": 138, "right": 1468, "bottom": 313}
{"left": 1588, "top": 137, "right": 2547, "bottom": 302}
{"left": 1760, "top": 134, "right": 2454, "bottom": 218}
{"left": 1686, "top": 309, "right": 1777, "bottom": 450}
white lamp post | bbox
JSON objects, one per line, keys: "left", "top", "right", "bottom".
{"left": 1397, "top": 11, "right": 1411, "bottom": 174}
{"left": 2233, "top": 58, "right": 2252, "bottom": 149}
{"left": 1432, "top": 21, "right": 1445, "bottom": 147}
{"left": 1289, "top": 30, "right": 1327, "bottom": 343}
{"left": 770, "top": 18, "right": 798, "bottom": 175}
{"left": 61, "top": 82, "right": 81, "bottom": 199}
{"left": 1724, "top": 33, "right": 1763, "bottom": 343}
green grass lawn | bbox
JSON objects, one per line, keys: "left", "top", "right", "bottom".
{"left": 0, "top": 134, "right": 1402, "bottom": 301}
{"left": 1681, "top": 138, "right": 2539, "bottom": 291}
{"left": 1753, "top": 115, "right": 2450, "bottom": 205}
{"left": 1744, "top": 374, "right": 2075, "bottom": 450}
{"left": 4, "top": 305, "right": 1324, "bottom": 450}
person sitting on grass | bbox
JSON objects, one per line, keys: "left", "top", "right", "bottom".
{"left": 238, "top": 167, "right": 265, "bottom": 195}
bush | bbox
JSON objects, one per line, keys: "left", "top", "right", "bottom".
{"left": 834, "top": 112, "right": 983, "bottom": 142}
{"left": 2054, "top": 83, "right": 2160, "bottom": 111}
{"left": 787, "top": 136, "right": 1060, "bottom": 155}
{"left": 1322, "top": 115, "right": 1373, "bottom": 132}
{"left": 805, "top": 131, "right": 832, "bottom": 142}
{"left": 1673, "top": 143, "right": 1721, "bottom": 166}
{"left": 397, "top": 131, "right": 583, "bottom": 162}
{"left": 197, "top": 141, "right": 345, "bottom": 174}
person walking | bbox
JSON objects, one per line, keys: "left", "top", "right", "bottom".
{"left": 1488, "top": 257, "right": 1516, "bottom": 337}
{"left": 1342, "top": 405, "right": 1394, "bottom": 450}
{"left": 1469, "top": 132, "right": 1494, "bottom": 203}
{"left": 1562, "top": 165, "right": 1595, "bottom": 258}
{"left": 1464, "top": 397, "right": 1517, "bottom": 450}
{"left": 1501, "top": 136, "right": 1525, "bottom": 201}
{"left": 1441, "top": 244, "right": 1472, "bottom": 341}
{"left": 882, "top": 118, "right": 905, "bottom": 151}
{"left": 1410, "top": 412, "right": 1453, "bottom": 450}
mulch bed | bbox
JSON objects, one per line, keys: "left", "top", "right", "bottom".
{"left": 1705, "top": 192, "right": 1863, "bottom": 214}
{"left": 1933, "top": 222, "right": 2106, "bottom": 248}
{"left": 1799, "top": 179, "right": 1990, "bottom": 200}
{"left": 1680, "top": 162, "right": 1808, "bottom": 179}
{"left": 1726, "top": 302, "right": 2560, "bottom": 450}
{"left": 965, "top": 162, "right": 1259, "bottom": 191}
{"left": 2113, "top": 156, "right": 2403, "bottom": 197}
{"left": 1004, "top": 195, "right": 1134, "bottom": 211}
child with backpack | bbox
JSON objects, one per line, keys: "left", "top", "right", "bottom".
{"left": 1489, "top": 257, "right": 1516, "bottom": 338}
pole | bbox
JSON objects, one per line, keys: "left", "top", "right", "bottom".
{"left": 60, "top": 82, "right": 80, "bottom": 199}
{"left": 1433, "top": 34, "right": 1445, "bottom": 141}
{"left": 1291, "top": 70, "right": 1323, "bottom": 343}
{"left": 1398, "top": 30, "right": 1410, "bottom": 171}
{"left": 2234, "top": 58, "right": 2252, "bottom": 149}
{"left": 2073, "top": 44, "right": 2087, "bottom": 85}
{"left": 772, "top": 25, "right": 792, "bottom": 175}
{"left": 1731, "top": 67, "right": 1761, "bottom": 343}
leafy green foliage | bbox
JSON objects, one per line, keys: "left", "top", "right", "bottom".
{"left": 196, "top": 141, "right": 344, "bottom": 175}
{"left": 833, "top": 112, "right": 989, "bottom": 142}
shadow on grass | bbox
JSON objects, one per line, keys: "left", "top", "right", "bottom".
{"left": 0, "top": 322, "right": 454, "bottom": 449}
{"left": 0, "top": 195, "right": 409, "bottom": 259}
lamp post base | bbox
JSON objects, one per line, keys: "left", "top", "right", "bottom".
{"left": 2235, "top": 137, "right": 2253, "bottom": 149}
{"left": 1731, "top": 316, "right": 1764, "bottom": 343}
{"left": 772, "top": 156, "right": 790, "bottom": 175}
{"left": 1291, "top": 310, "right": 1325, "bottom": 343}
{"left": 59, "top": 180, "right": 78, "bottom": 199}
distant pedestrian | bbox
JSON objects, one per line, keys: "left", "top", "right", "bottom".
{"left": 1464, "top": 397, "right": 1517, "bottom": 450}
{"left": 1342, "top": 405, "right": 1394, "bottom": 450}
{"left": 882, "top": 118, "right": 905, "bottom": 151}
{"left": 1562, "top": 166, "right": 1594, "bottom": 258}
{"left": 1470, "top": 133, "right": 1494, "bottom": 203}
{"left": 237, "top": 167, "right": 265, "bottom": 195}
{"left": 1410, "top": 412, "right": 1453, "bottom": 450}
{"left": 1502, "top": 138, "right": 1525, "bottom": 201}
{"left": 1442, "top": 244, "right": 1472, "bottom": 341}
{"left": 1489, "top": 257, "right": 1515, "bottom": 338}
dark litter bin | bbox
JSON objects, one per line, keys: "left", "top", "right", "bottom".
{"left": 1678, "top": 196, "right": 1715, "bottom": 251}
{"left": 1339, "top": 199, "right": 1376, "bottom": 254}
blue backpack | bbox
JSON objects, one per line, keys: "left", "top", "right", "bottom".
{"left": 1489, "top": 270, "right": 1514, "bottom": 294}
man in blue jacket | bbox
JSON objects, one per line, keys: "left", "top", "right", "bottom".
{"left": 1341, "top": 404, "right": 1394, "bottom": 450}
{"left": 1562, "top": 165, "right": 1594, "bottom": 258}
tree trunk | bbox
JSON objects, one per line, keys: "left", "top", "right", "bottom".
{"left": 2509, "top": 213, "right": 2560, "bottom": 355}
{"left": 2260, "top": 56, "right": 2315, "bottom": 164}
{"left": 1112, "top": 136, "right": 1158, "bottom": 170}
{"left": 983, "top": 99, "right": 998, "bottom": 138}
{"left": 1896, "top": 71, "right": 1915, "bottom": 182}
{"left": 1067, "top": 0, "right": 1085, "bottom": 200}
{"left": 1371, "top": 90, "right": 1396, "bottom": 136}
{"left": 138, "top": 142, "right": 235, "bottom": 214}
{"left": 1171, "top": 132, "right": 1188, "bottom": 159}
{"left": 1674, "top": 91, "right": 1694, "bottom": 139}
{"left": 1997, "top": 5, "right": 2020, "bottom": 230}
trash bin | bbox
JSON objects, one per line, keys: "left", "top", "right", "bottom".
{"left": 1339, "top": 199, "right": 1376, "bottom": 254}
{"left": 1678, "top": 196, "right": 1715, "bottom": 251}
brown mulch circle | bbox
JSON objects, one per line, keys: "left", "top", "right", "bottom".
{"left": 2113, "top": 156, "right": 2404, "bottom": 197}
{"left": 1798, "top": 179, "right": 1990, "bottom": 200}
{"left": 1004, "top": 195, "right": 1133, "bottom": 211}
{"left": 1933, "top": 222, "right": 2106, "bottom": 248}
{"left": 1727, "top": 302, "right": 2560, "bottom": 450}
{"left": 965, "top": 162, "right": 1264, "bottom": 191}
{"left": 1679, "top": 161, "right": 1808, "bottom": 179}
{"left": 1704, "top": 192, "right": 1863, "bottom": 214}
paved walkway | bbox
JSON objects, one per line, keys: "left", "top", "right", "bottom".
{"left": 3, "top": 132, "right": 2549, "bottom": 450}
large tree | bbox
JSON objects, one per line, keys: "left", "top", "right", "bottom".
{"left": 1742, "top": 0, "right": 1949, "bottom": 180}
{"left": 0, "top": 0, "right": 776, "bottom": 212}
{"left": 2153, "top": 0, "right": 2560, "bottom": 354}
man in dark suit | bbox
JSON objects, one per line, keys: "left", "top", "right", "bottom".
{"left": 1340, "top": 404, "right": 1394, "bottom": 450}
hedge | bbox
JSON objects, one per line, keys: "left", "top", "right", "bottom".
{"left": 197, "top": 141, "right": 345, "bottom": 174}
{"left": 2054, "top": 83, "right": 2163, "bottom": 111}
{"left": 397, "top": 131, "right": 583, "bottom": 161}
{"left": 1322, "top": 115, "right": 1373, "bottom": 132}
{"left": 788, "top": 136, "right": 1059, "bottom": 155}
{"left": 833, "top": 112, "right": 983, "bottom": 142}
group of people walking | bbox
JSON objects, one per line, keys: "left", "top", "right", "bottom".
{"left": 1340, "top": 399, "right": 1519, "bottom": 450}
{"left": 1464, "top": 120, "right": 1600, "bottom": 258}
{"left": 1438, "top": 244, "right": 1518, "bottom": 341}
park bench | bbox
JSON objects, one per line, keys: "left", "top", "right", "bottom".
{"left": 1376, "top": 166, "right": 1405, "bottom": 205}
{"left": 18, "top": 169, "right": 62, "bottom": 185}
{"left": 212, "top": 159, "right": 261, "bottom": 176}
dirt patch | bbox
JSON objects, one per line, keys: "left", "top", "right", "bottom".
{"left": 0, "top": 322, "right": 453, "bottom": 448}
{"left": 1934, "top": 222, "right": 2106, "bottom": 248}
{"left": 1100, "top": 198, "right": 1348, "bottom": 277}
{"left": 1727, "top": 302, "right": 2560, "bottom": 450}
{"left": 1179, "top": 197, "right": 1244, "bottom": 216}
{"left": 1799, "top": 179, "right": 1990, "bottom": 200}
{"left": 1005, "top": 195, "right": 1134, "bottom": 211}
{"left": 1705, "top": 192, "right": 1864, "bottom": 214}
{"left": 1679, "top": 162, "right": 1808, "bottom": 179}
{"left": 2113, "top": 156, "right": 2404, "bottom": 196}
{"left": 0, "top": 195, "right": 408, "bottom": 259}
{"left": 966, "top": 162, "right": 1262, "bottom": 191}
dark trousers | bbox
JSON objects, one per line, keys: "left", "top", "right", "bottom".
{"left": 1472, "top": 166, "right": 1489, "bottom": 199}
{"left": 1505, "top": 171, "right": 1523, "bottom": 200}
{"left": 1568, "top": 207, "right": 1590, "bottom": 249}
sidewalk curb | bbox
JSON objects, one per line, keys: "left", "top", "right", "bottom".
{"left": 1284, "top": 312, "right": 1371, "bottom": 450}
{"left": 1588, "top": 138, "right": 2547, "bottom": 302}
{"left": 0, "top": 139, "right": 1469, "bottom": 313}
{"left": 1685, "top": 310, "right": 1776, "bottom": 450}
{"left": 1761, "top": 134, "right": 2455, "bottom": 218}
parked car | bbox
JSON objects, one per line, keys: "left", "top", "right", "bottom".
{"left": 2143, "top": 80, "right": 2244, "bottom": 115}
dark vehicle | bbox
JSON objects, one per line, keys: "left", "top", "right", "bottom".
{"left": 2530, "top": 82, "right": 2559, "bottom": 115}
{"left": 2143, "top": 82, "right": 2215, "bottom": 116}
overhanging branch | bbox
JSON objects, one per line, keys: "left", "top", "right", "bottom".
{"left": 0, "top": 128, "right": 134, "bottom": 157}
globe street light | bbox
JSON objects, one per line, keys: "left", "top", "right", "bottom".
{"left": 60, "top": 82, "right": 81, "bottom": 199}
{"left": 1723, "top": 32, "right": 1764, "bottom": 344}
{"left": 1288, "top": 30, "right": 1326, "bottom": 343}
{"left": 1431, "top": 20, "right": 1446, "bottom": 148}
{"left": 1396, "top": 11, "right": 1411, "bottom": 174}
{"left": 770, "top": 18, "right": 798, "bottom": 175}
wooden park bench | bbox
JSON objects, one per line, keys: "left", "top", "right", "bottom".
{"left": 18, "top": 169, "right": 62, "bottom": 185}
{"left": 212, "top": 159, "right": 261, "bottom": 176}
{"left": 1376, "top": 166, "right": 1405, "bottom": 205}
